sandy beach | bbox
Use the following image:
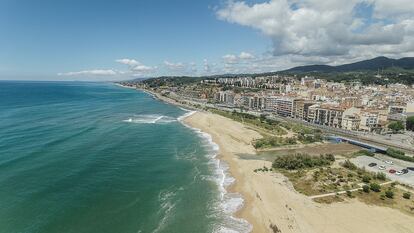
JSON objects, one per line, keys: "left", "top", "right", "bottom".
{"left": 184, "top": 111, "right": 414, "bottom": 233}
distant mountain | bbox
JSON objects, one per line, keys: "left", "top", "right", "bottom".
{"left": 284, "top": 56, "right": 414, "bottom": 73}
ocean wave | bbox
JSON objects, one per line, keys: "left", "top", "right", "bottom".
{"left": 153, "top": 187, "right": 181, "bottom": 233}
{"left": 179, "top": 123, "right": 252, "bottom": 233}
{"left": 177, "top": 110, "right": 196, "bottom": 121}
{"left": 123, "top": 114, "right": 177, "bottom": 124}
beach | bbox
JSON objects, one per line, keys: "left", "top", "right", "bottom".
{"left": 184, "top": 111, "right": 414, "bottom": 233}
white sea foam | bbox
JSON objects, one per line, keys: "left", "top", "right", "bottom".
{"left": 153, "top": 188, "right": 179, "bottom": 233}
{"left": 123, "top": 114, "right": 177, "bottom": 124}
{"left": 177, "top": 111, "right": 252, "bottom": 233}
{"left": 177, "top": 110, "right": 196, "bottom": 121}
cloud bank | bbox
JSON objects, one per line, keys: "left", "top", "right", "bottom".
{"left": 217, "top": 0, "right": 414, "bottom": 69}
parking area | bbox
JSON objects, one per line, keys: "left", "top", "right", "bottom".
{"left": 351, "top": 155, "right": 414, "bottom": 187}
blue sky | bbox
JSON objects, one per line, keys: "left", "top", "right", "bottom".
{"left": 0, "top": 0, "right": 269, "bottom": 80}
{"left": 1, "top": 0, "right": 413, "bottom": 80}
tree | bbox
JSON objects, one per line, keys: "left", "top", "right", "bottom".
{"left": 407, "top": 116, "right": 414, "bottom": 131}
{"left": 388, "top": 121, "right": 405, "bottom": 133}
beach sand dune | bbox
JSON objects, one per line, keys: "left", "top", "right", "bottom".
{"left": 185, "top": 111, "right": 414, "bottom": 233}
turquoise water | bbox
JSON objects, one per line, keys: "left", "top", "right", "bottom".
{"left": 0, "top": 81, "right": 249, "bottom": 233}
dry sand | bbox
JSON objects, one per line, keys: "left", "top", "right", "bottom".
{"left": 184, "top": 111, "right": 414, "bottom": 233}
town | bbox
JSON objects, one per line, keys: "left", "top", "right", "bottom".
{"left": 120, "top": 74, "right": 414, "bottom": 151}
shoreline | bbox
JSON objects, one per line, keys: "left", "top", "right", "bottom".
{"left": 117, "top": 83, "right": 414, "bottom": 233}
{"left": 183, "top": 111, "right": 414, "bottom": 233}
{"left": 116, "top": 84, "right": 254, "bottom": 231}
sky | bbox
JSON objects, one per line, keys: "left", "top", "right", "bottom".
{"left": 1, "top": 0, "right": 414, "bottom": 81}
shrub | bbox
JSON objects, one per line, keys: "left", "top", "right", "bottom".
{"left": 346, "top": 190, "right": 353, "bottom": 198}
{"left": 386, "top": 148, "right": 414, "bottom": 162}
{"left": 362, "top": 175, "right": 371, "bottom": 183}
{"left": 403, "top": 192, "right": 411, "bottom": 199}
{"left": 362, "top": 185, "right": 370, "bottom": 193}
{"left": 342, "top": 160, "right": 357, "bottom": 170}
{"left": 370, "top": 183, "right": 381, "bottom": 192}
{"left": 272, "top": 153, "right": 335, "bottom": 170}
{"left": 385, "top": 190, "right": 394, "bottom": 199}
{"left": 376, "top": 172, "right": 386, "bottom": 181}
{"left": 354, "top": 150, "right": 375, "bottom": 157}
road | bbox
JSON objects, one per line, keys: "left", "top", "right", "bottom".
{"left": 151, "top": 91, "right": 414, "bottom": 153}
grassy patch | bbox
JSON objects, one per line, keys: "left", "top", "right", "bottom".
{"left": 355, "top": 185, "right": 414, "bottom": 216}
{"left": 209, "top": 109, "right": 287, "bottom": 135}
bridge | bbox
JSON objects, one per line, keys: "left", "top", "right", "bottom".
{"left": 327, "top": 135, "right": 388, "bottom": 153}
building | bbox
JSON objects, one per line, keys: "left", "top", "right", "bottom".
{"left": 307, "top": 104, "right": 344, "bottom": 128}
{"left": 218, "top": 91, "right": 235, "bottom": 105}
{"left": 275, "top": 97, "right": 296, "bottom": 117}
{"left": 359, "top": 111, "right": 379, "bottom": 132}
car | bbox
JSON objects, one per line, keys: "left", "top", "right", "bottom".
{"left": 402, "top": 169, "right": 409, "bottom": 174}
{"left": 396, "top": 171, "right": 403, "bottom": 176}
{"left": 368, "top": 163, "right": 377, "bottom": 167}
{"left": 385, "top": 160, "right": 393, "bottom": 164}
{"left": 389, "top": 169, "right": 396, "bottom": 174}
{"left": 379, "top": 165, "right": 386, "bottom": 170}
{"left": 407, "top": 167, "right": 414, "bottom": 171}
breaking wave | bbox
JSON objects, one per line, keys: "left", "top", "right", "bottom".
{"left": 179, "top": 115, "right": 252, "bottom": 233}
{"left": 123, "top": 114, "right": 178, "bottom": 124}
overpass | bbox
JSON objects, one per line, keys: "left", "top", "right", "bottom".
{"left": 326, "top": 135, "right": 388, "bottom": 153}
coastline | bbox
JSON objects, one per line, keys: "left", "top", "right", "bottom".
{"left": 117, "top": 84, "right": 414, "bottom": 233}
{"left": 183, "top": 112, "right": 414, "bottom": 233}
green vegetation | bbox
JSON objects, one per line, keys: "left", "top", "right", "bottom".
{"left": 272, "top": 153, "right": 335, "bottom": 170}
{"left": 342, "top": 159, "right": 357, "bottom": 170}
{"left": 370, "top": 183, "right": 381, "bottom": 192}
{"left": 210, "top": 109, "right": 287, "bottom": 135}
{"left": 353, "top": 149, "right": 375, "bottom": 157}
{"left": 376, "top": 172, "right": 386, "bottom": 181}
{"left": 388, "top": 121, "right": 405, "bottom": 133}
{"left": 407, "top": 116, "right": 414, "bottom": 131}
{"left": 403, "top": 192, "right": 411, "bottom": 199}
{"left": 254, "top": 136, "right": 297, "bottom": 149}
{"left": 385, "top": 190, "right": 394, "bottom": 199}
{"left": 386, "top": 148, "right": 414, "bottom": 162}
{"left": 362, "top": 175, "right": 371, "bottom": 183}
{"left": 362, "top": 185, "right": 370, "bottom": 193}
{"left": 282, "top": 158, "right": 388, "bottom": 197}
{"left": 297, "top": 133, "right": 323, "bottom": 144}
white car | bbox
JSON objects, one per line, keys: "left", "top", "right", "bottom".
{"left": 379, "top": 165, "right": 386, "bottom": 170}
{"left": 396, "top": 171, "right": 403, "bottom": 176}
{"left": 385, "top": 160, "right": 393, "bottom": 164}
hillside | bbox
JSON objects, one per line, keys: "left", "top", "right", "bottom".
{"left": 285, "top": 56, "right": 414, "bottom": 73}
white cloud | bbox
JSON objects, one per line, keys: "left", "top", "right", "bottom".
{"left": 222, "top": 54, "right": 238, "bottom": 64}
{"left": 115, "top": 58, "right": 141, "bottom": 67}
{"left": 164, "top": 61, "right": 185, "bottom": 70}
{"left": 217, "top": 0, "right": 414, "bottom": 64}
{"left": 116, "top": 58, "right": 157, "bottom": 75}
{"left": 203, "top": 59, "right": 211, "bottom": 72}
{"left": 58, "top": 69, "right": 117, "bottom": 76}
{"left": 239, "top": 52, "right": 255, "bottom": 60}
{"left": 223, "top": 52, "right": 256, "bottom": 64}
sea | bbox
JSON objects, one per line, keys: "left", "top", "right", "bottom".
{"left": 0, "top": 81, "right": 251, "bottom": 233}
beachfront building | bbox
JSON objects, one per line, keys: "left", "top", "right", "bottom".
{"left": 218, "top": 90, "right": 235, "bottom": 105}
{"left": 274, "top": 97, "right": 296, "bottom": 117}
{"left": 264, "top": 96, "right": 279, "bottom": 112}
{"left": 293, "top": 100, "right": 315, "bottom": 120}
{"left": 359, "top": 111, "right": 379, "bottom": 132}
{"left": 307, "top": 104, "right": 344, "bottom": 128}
